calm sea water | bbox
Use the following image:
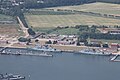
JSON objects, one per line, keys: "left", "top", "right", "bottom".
{"left": 0, "top": 50, "right": 120, "bottom": 80}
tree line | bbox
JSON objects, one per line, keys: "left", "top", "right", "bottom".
{"left": 23, "top": 0, "right": 120, "bottom": 9}
{"left": 24, "top": 0, "right": 95, "bottom": 9}
{"left": 80, "top": 32, "right": 120, "bottom": 40}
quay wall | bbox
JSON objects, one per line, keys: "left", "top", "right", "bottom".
{"left": 51, "top": 45, "right": 87, "bottom": 52}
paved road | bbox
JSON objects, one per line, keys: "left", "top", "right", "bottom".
{"left": 17, "top": 16, "right": 29, "bottom": 38}
{"left": 3, "top": 17, "right": 30, "bottom": 47}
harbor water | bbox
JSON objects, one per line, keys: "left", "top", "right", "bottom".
{"left": 0, "top": 48, "right": 120, "bottom": 80}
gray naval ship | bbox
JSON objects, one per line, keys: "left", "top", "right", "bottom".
{"left": 79, "top": 48, "right": 111, "bottom": 56}
{"left": 0, "top": 73, "right": 25, "bottom": 80}
{"left": 28, "top": 44, "right": 62, "bottom": 52}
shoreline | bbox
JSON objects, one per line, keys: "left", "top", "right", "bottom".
{"left": 0, "top": 44, "right": 119, "bottom": 56}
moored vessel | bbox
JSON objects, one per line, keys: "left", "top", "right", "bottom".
{"left": 39, "top": 52, "right": 53, "bottom": 57}
{"left": 79, "top": 48, "right": 111, "bottom": 56}
{"left": 28, "top": 44, "right": 61, "bottom": 52}
{"left": 0, "top": 73, "right": 25, "bottom": 80}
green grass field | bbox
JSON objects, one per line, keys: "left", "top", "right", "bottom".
{"left": 33, "top": 27, "right": 79, "bottom": 35}
{"left": 50, "top": 28, "right": 79, "bottom": 35}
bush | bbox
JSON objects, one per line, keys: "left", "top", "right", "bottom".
{"left": 45, "top": 40, "right": 52, "bottom": 44}
{"left": 18, "top": 37, "right": 28, "bottom": 42}
{"left": 53, "top": 41, "right": 57, "bottom": 44}
{"left": 76, "top": 42, "right": 80, "bottom": 46}
{"left": 27, "top": 28, "right": 36, "bottom": 35}
{"left": 102, "top": 44, "right": 109, "bottom": 48}
{"left": 35, "top": 39, "right": 39, "bottom": 42}
{"left": 79, "top": 32, "right": 120, "bottom": 40}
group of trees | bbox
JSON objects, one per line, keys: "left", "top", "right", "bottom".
{"left": 23, "top": 0, "right": 120, "bottom": 9}
{"left": 27, "top": 28, "right": 36, "bottom": 35}
{"left": 18, "top": 37, "right": 31, "bottom": 42}
{"left": 79, "top": 32, "right": 120, "bottom": 40}
{"left": 98, "top": 0, "right": 120, "bottom": 4}
{"left": 24, "top": 0, "right": 95, "bottom": 9}
{"left": 1, "top": 0, "right": 120, "bottom": 13}
{"left": 75, "top": 25, "right": 97, "bottom": 33}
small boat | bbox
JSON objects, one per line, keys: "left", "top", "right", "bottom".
{"left": 39, "top": 52, "right": 53, "bottom": 57}
{"left": 0, "top": 73, "right": 25, "bottom": 80}
{"left": 79, "top": 48, "right": 111, "bottom": 56}
{"left": 23, "top": 52, "right": 53, "bottom": 57}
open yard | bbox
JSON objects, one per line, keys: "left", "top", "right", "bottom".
{"left": 0, "top": 14, "right": 13, "bottom": 20}
{"left": 0, "top": 24, "right": 24, "bottom": 37}
{"left": 0, "top": 14, "right": 23, "bottom": 37}
{"left": 0, "top": 14, "right": 16, "bottom": 24}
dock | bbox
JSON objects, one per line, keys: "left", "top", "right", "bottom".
{"left": 0, "top": 47, "right": 8, "bottom": 53}
{"left": 110, "top": 50, "right": 120, "bottom": 62}
{"left": 110, "top": 54, "right": 119, "bottom": 61}
{"left": 0, "top": 47, "right": 53, "bottom": 57}
{"left": 110, "top": 54, "right": 120, "bottom": 62}
{"left": 112, "top": 60, "right": 120, "bottom": 62}
{"left": 0, "top": 52, "right": 53, "bottom": 57}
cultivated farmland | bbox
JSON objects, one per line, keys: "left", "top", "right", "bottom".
{"left": 25, "top": 2, "right": 120, "bottom": 29}
{"left": 25, "top": 11, "right": 120, "bottom": 28}
{"left": 47, "top": 2, "right": 120, "bottom": 16}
